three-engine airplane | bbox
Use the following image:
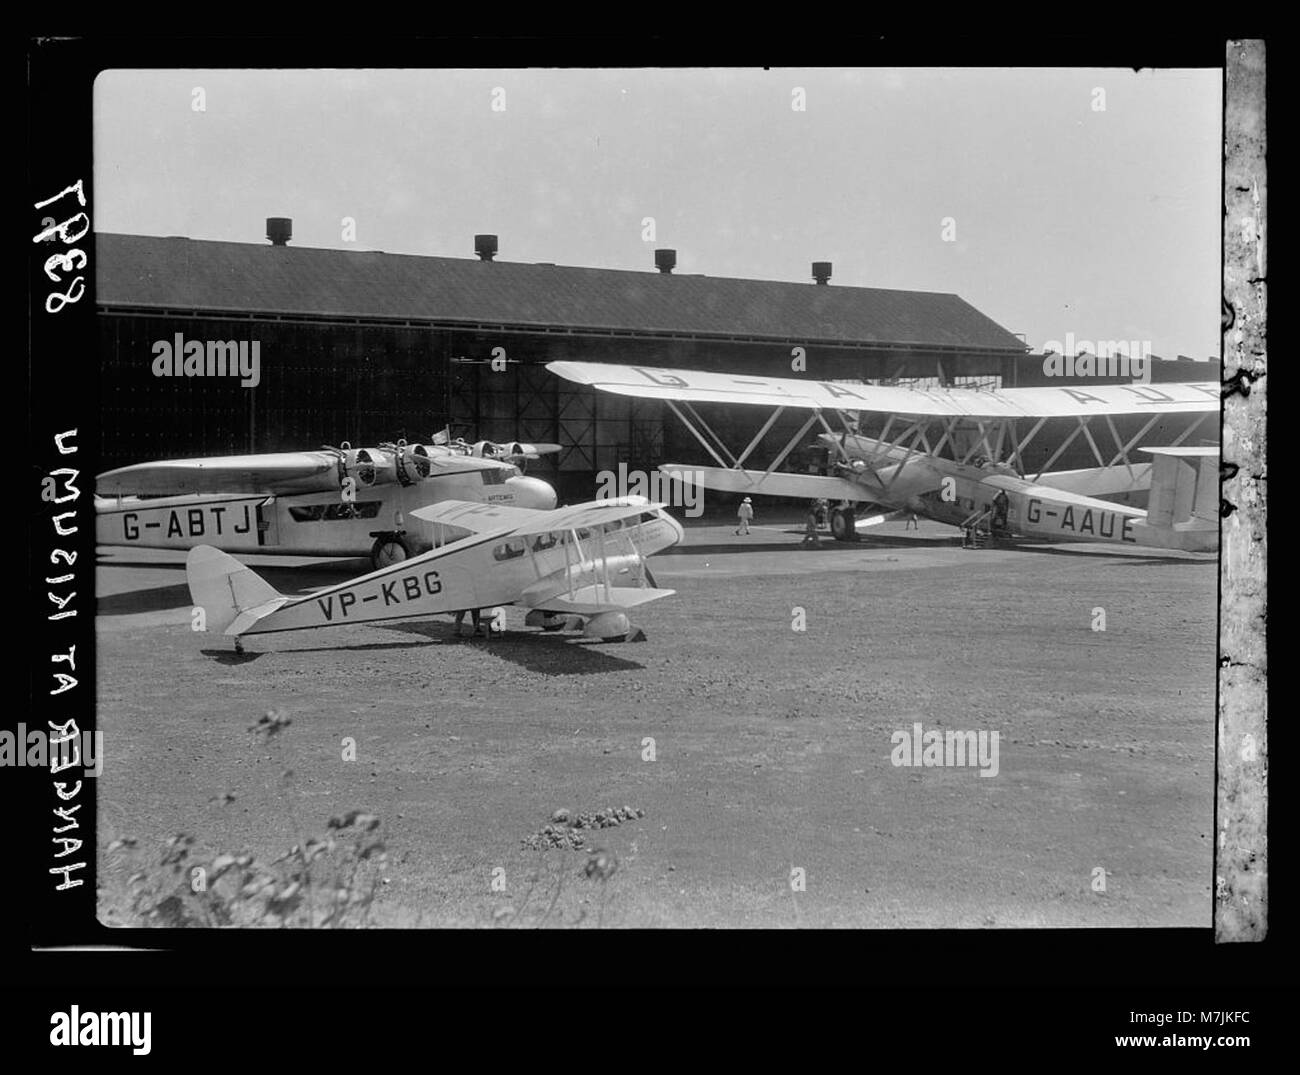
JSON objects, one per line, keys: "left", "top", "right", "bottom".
{"left": 187, "top": 495, "right": 682, "bottom": 649}
{"left": 96, "top": 437, "right": 560, "bottom": 570}
{"left": 547, "top": 361, "right": 1220, "bottom": 553}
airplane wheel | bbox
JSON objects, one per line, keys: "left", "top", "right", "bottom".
{"left": 830, "top": 507, "right": 859, "bottom": 543}
{"left": 526, "top": 609, "right": 569, "bottom": 632}
{"left": 370, "top": 533, "right": 413, "bottom": 570}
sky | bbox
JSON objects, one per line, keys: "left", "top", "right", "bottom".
{"left": 94, "top": 68, "right": 1222, "bottom": 359}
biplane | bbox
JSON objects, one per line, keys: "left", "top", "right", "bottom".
{"left": 547, "top": 362, "right": 1220, "bottom": 553}
{"left": 96, "top": 437, "right": 560, "bottom": 570}
{"left": 187, "top": 495, "right": 682, "bottom": 648}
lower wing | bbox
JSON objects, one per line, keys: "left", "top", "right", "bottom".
{"left": 658, "top": 464, "right": 878, "bottom": 504}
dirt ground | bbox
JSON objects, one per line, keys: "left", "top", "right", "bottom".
{"left": 94, "top": 515, "right": 1217, "bottom": 928}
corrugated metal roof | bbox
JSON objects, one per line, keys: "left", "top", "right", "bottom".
{"left": 95, "top": 233, "right": 1027, "bottom": 352}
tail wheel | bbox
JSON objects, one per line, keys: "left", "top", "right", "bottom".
{"left": 830, "top": 506, "right": 859, "bottom": 542}
{"left": 370, "top": 532, "right": 413, "bottom": 570}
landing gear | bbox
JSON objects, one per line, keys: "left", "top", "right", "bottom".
{"left": 525, "top": 610, "right": 569, "bottom": 632}
{"left": 830, "top": 505, "right": 860, "bottom": 543}
{"left": 525, "top": 610, "right": 648, "bottom": 642}
{"left": 370, "top": 532, "right": 413, "bottom": 571}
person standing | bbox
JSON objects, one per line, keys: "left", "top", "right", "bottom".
{"left": 454, "top": 608, "right": 484, "bottom": 637}
{"left": 991, "top": 488, "right": 1010, "bottom": 533}
{"left": 801, "top": 502, "right": 822, "bottom": 547}
{"left": 735, "top": 496, "right": 754, "bottom": 535}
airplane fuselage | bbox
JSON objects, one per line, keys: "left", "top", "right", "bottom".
{"left": 95, "top": 469, "right": 556, "bottom": 560}
{"left": 234, "top": 508, "right": 684, "bottom": 636}
{"left": 826, "top": 434, "right": 1215, "bottom": 552}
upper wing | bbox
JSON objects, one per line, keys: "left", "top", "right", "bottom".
{"left": 410, "top": 496, "right": 664, "bottom": 537}
{"left": 408, "top": 499, "right": 548, "bottom": 534}
{"left": 98, "top": 452, "right": 339, "bottom": 496}
{"left": 547, "top": 361, "right": 1220, "bottom": 419}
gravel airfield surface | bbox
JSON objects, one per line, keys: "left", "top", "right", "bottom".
{"left": 95, "top": 517, "right": 1216, "bottom": 928}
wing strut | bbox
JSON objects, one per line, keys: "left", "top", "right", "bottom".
{"left": 736, "top": 406, "right": 786, "bottom": 467}
{"left": 1009, "top": 417, "right": 1048, "bottom": 477}
{"left": 761, "top": 413, "right": 821, "bottom": 480}
{"left": 665, "top": 401, "right": 733, "bottom": 470}
{"left": 681, "top": 402, "right": 739, "bottom": 467}
{"left": 1032, "top": 417, "right": 1092, "bottom": 482}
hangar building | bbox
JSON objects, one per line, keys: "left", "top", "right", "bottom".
{"left": 96, "top": 224, "right": 1216, "bottom": 502}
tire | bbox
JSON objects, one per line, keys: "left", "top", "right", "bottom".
{"left": 830, "top": 506, "right": 859, "bottom": 542}
{"left": 370, "top": 532, "right": 413, "bottom": 571}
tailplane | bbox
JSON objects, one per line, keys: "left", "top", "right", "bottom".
{"left": 186, "top": 545, "right": 287, "bottom": 635}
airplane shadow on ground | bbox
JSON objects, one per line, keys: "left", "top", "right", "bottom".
{"left": 97, "top": 583, "right": 194, "bottom": 616}
{"left": 374, "top": 620, "right": 646, "bottom": 675}
{"left": 678, "top": 532, "right": 1215, "bottom": 566}
{"left": 188, "top": 614, "right": 645, "bottom": 674}
{"left": 675, "top": 533, "right": 954, "bottom": 556}
{"left": 199, "top": 648, "right": 266, "bottom": 666}
{"left": 992, "top": 543, "right": 1218, "bottom": 566}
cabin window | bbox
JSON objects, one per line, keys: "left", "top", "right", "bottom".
{"left": 288, "top": 501, "right": 381, "bottom": 522}
{"left": 492, "top": 540, "right": 527, "bottom": 561}
{"left": 480, "top": 469, "right": 507, "bottom": 486}
{"left": 531, "top": 532, "right": 559, "bottom": 552}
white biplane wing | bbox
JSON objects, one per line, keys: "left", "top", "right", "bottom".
{"left": 659, "top": 464, "right": 878, "bottom": 503}
{"left": 408, "top": 499, "right": 550, "bottom": 534}
{"left": 410, "top": 496, "right": 665, "bottom": 537}
{"left": 547, "top": 361, "right": 1220, "bottom": 419}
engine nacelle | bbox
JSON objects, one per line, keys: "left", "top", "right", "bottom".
{"left": 339, "top": 444, "right": 397, "bottom": 488}
{"left": 395, "top": 442, "right": 436, "bottom": 483}
{"left": 471, "top": 440, "right": 509, "bottom": 459}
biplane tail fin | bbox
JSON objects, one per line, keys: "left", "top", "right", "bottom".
{"left": 186, "top": 545, "right": 288, "bottom": 636}
{"left": 1137, "top": 447, "right": 1219, "bottom": 551}
{"left": 1142, "top": 447, "right": 1218, "bottom": 524}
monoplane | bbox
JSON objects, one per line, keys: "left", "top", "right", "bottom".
{"left": 97, "top": 437, "right": 560, "bottom": 569}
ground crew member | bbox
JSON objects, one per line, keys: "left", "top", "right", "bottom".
{"left": 801, "top": 502, "right": 822, "bottom": 547}
{"left": 454, "top": 608, "right": 485, "bottom": 637}
{"left": 735, "top": 496, "right": 754, "bottom": 535}
{"left": 992, "top": 489, "right": 1010, "bottom": 532}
